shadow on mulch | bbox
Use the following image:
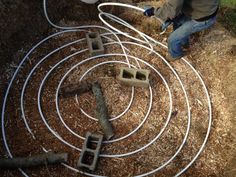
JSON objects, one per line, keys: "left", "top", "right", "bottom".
{"left": 218, "top": 7, "right": 236, "bottom": 36}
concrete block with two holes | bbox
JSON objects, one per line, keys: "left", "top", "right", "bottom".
{"left": 117, "top": 67, "right": 150, "bottom": 88}
{"left": 86, "top": 32, "right": 104, "bottom": 56}
{"left": 77, "top": 132, "right": 103, "bottom": 171}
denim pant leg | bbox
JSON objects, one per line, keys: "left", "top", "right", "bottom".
{"left": 173, "top": 14, "right": 191, "bottom": 30}
{"left": 173, "top": 15, "right": 192, "bottom": 47}
{"left": 168, "top": 16, "right": 217, "bottom": 58}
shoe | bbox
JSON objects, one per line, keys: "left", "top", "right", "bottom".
{"left": 182, "top": 43, "right": 190, "bottom": 50}
{"left": 182, "top": 43, "right": 190, "bottom": 53}
{"left": 165, "top": 54, "right": 182, "bottom": 62}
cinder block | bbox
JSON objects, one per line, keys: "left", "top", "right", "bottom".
{"left": 86, "top": 32, "right": 104, "bottom": 56}
{"left": 117, "top": 67, "right": 150, "bottom": 88}
{"left": 77, "top": 132, "right": 103, "bottom": 171}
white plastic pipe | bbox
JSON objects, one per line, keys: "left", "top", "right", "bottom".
{"left": 80, "top": 0, "right": 98, "bottom": 4}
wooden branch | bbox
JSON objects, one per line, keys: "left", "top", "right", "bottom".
{"left": 0, "top": 152, "right": 68, "bottom": 169}
{"left": 59, "top": 81, "right": 92, "bottom": 98}
{"left": 92, "top": 82, "right": 114, "bottom": 140}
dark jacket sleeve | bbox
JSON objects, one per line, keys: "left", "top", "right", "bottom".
{"left": 154, "top": 0, "right": 184, "bottom": 22}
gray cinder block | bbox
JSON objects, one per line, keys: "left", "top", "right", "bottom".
{"left": 86, "top": 32, "right": 104, "bottom": 56}
{"left": 117, "top": 67, "right": 150, "bottom": 88}
{"left": 77, "top": 132, "right": 103, "bottom": 171}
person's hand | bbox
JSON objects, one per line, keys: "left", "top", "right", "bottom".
{"left": 161, "top": 19, "right": 172, "bottom": 31}
{"left": 143, "top": 7, "right": 155, "bottom": 17}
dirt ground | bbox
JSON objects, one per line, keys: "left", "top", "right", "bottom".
{"left": 0, "top": 1, "right": 236, "bottom": 177}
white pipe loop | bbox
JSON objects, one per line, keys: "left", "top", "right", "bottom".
{"left": 38, "top": 50, "right": 172, "bottom": 151}
{"left": 20, "top": 32, "right": 131, "bottom": 138}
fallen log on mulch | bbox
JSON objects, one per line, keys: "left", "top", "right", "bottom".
{"left": 59, "top": 81, "right": 92, "bottom": 98}
{"left": 92, "top": 82, "right": 114, "bottom": 140}
{"left": 0, "top": 152, "right": 68, "bottom": 169}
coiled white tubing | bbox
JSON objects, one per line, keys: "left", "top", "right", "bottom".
{"left": 1, "top": 1, "right": 212, "bottom": 177}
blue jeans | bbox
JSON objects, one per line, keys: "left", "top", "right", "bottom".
{"left": 168, "top": 14, "right": 217, "bottom": 58}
